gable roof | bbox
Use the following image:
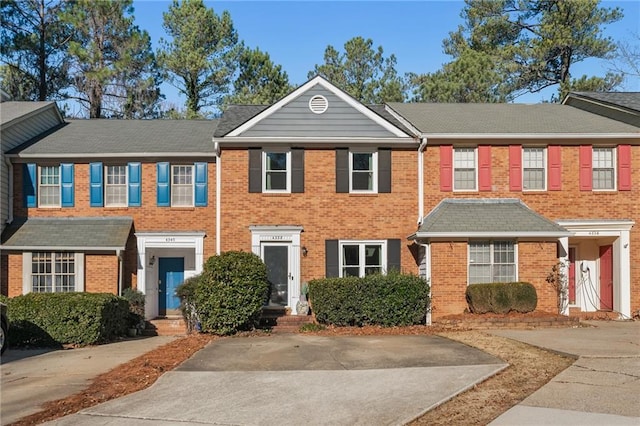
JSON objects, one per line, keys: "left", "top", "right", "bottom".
{"left": 387, "top": 102, "right": 640, "bottom": 137}
{"left": 219, "top": 76, "right": 412, "bottom": 139}
{"left": 7, "top": 119, "right": 219, "bottom": 157}
{"left": 1, "top": 217, "right": 132, "bottom": 251}
{"left": 410, "top": 199, "right": 570, "bottom": 239}
{"left": 0, "top": 101, "right": 63, "bottom": 129}
{"left": 563, "top": 92, "right": 640, "bottom": 127}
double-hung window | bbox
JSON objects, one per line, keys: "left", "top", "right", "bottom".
{"left": 453, "top": 148, "right": 476, "bottom": 191}
{"left": 171, "top": 165, "right": 194, "bottom": 206}
{"left": 38, "top": 166, "right": 60, "bottom": 207}
{"left": 31, "top": 252, "right": 76, "bottom": 292}
{"left": 350, "top": 150, "right": 378, "bottom": 193}
{"left": 592, "top": 147, "right": 616, "bottom": 190}
{"left": 340, "top": 240, "right": 386, "bottom": 277}
{"left": 468, "top": 241, "right": 516, "bottom": 284}
{"left": 263, "top": 150, "right": 290, "bottom": 192}
{"left": 105, "top": 165, "right": 127, "bottom": 206}
{"left": 522, "top": 147, "right": 546, "bottom": 191}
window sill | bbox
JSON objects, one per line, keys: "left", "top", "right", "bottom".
{"left": 592, "top": 190, "right": 617, "bottom": 193}
{"left": 348, "top": 192, "right": 379, "bottom": 197}
{"left": 261, "top": 193, "right": 292, "bottom": 197}
{"left": 35, "top": 206, "right": 62, "bottom": 210}
{"left": 169, "top": 206, "right": 196, "bottom": 211}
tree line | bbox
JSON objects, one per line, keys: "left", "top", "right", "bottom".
{"left": 0, "top": 0, "right": 634, "bottom": 118}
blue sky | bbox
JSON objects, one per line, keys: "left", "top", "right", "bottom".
{"left": 131, "top": 0, "right": 639, "bottom": 112}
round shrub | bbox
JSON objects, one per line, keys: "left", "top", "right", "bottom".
{"left": 194, "top": 251, "right": 269, "bottom": 335}
{"left": 466, "top": 282, "right": 537, "bottom": 314}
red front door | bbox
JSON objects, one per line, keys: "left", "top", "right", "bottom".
{"left": 568, "top": 248, "right": 576, "bottom": 304}
{"left": 599, "top": 245, "right": 613, "bottom": 310}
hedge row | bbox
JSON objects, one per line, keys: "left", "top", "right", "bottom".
{"left": 308, "top": 272, "right": 430, "bottom": 327}
{"left": 465, "top": 282, "right": 537, "bottom": 314}
{"left": 2, "top": 292, "right": 130, "bottom": 347}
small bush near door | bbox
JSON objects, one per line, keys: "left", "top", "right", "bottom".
{"left": 309, "top": 272, "right": 430, "bottom": 327}
{"left": 466, "top": 282, "right": 537, "bottom": 314}
{"left": 181, "top": 251, "right": 269, "bottom": 335}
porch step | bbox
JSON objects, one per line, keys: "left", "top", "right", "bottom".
{"left": 143, "top": 317, "right": 188, "bottom": 336}
{"left": 569, "top": 308, "right": 620, "bottom": 320}
{"left": 259, "top": 310, "right": 314, "bottom": 333}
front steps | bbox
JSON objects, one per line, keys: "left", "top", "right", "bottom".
{"left": 143, "top": 316, "right": 188, "bottom": 336}
{"left": 259, "top": 308, "right": 314, "bottom": 333}
{"left": 569, "top": 307, "right": 621, "bottom": 320}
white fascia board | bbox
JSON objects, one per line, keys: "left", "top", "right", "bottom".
{"left": 411, "top": 231, "right": 571, "bottom": 239}
{"left": 135, "top": 231, "right": 206, "bottom": 237}
{"left": 214, "top": 136, "right": 416, "bottom": 148}
{"left": 0, "top": 245, "right": 123, "bottom": 251}
{"left": 556, "top": 220, "right": 635, "bottom": 231}
{"left": 384, "top": 105, "right": 421, "bottom": 136}
{"left": 227, "top": 76, "right": 410, "bottom": 138}
{"left": 7, "top": 152, "right": 216, "bottom": 160}
{"left": 419, "top": 133, "right": 639, "bottom": 140}
{"left": 1, "top": 102, "right": 60, "bottom": 130}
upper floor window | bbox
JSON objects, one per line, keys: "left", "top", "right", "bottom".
{"left": 350, "top": 150, "right": 377, "bottom": 193}
{"left": 171, "top": 165, "right": 194, "bottom": 206}
{"left": 454, "top": 147, "right": 476, "bottom": 191}
{"left": 592, "top": 147, "right": 616, "bottom": 190}
{"left": 340, "top": 240, "right": 386, "bottom": 277}
{"left": 523, "top": 147, "right": 546, "bottom": 191}
{"left": 263, "top": 150, "right": 290, "bottom": 192}
{"left": 38, "top": 166, "right": 60, "bottom": 207}
{"left": 468, "top": 241, "right": 516, "bottom": 284}
{"left": 105, "top": 165, "right": 127, "bottom": 207}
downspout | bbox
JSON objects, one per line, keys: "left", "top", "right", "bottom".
{"left": 117, "top": 249, "right": 124, "bottom": 296}
{"left": 214, "top": 139, "right": 221, "bottom": 255}
{"left": 417, "top": 137, "right": 428, "bottom": 224}
{"left": 5, "top": 156, "right": 14, "bottom": 226}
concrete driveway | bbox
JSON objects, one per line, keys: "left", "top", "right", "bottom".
{"left": 49, "top": 335, "right": 507, "bottom": 425}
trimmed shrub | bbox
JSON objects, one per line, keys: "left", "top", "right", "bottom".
{"left": 309, "top": 272, "right": 430, "bottom": 327}
{"left": 122, "top": 288, "right": 146, "bottom": 332}
{"left": 466, "top": 282, "right": 537, "bottom": 314}
{"left": 176, "top": 274, "right": 202, "bottom": 332}
{"left": 192, "top": 251, "right": 269, "bottom": 335}
{"left": 4, "top": 292, "right": 129, "bottom": 347}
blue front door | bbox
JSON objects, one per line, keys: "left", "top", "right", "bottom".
{"left": 158, "top": 257, "right": 184, "bottom": 315}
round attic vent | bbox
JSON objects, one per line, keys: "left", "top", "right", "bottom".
{"left": 309, "top": 95, "right": 328, "bottom": 114}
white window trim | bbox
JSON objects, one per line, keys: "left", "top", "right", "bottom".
{"left": 262, "top": 149, "right": 291, "bottom": 193}
{"left": 522, "top": 147, "right": 547, "bottom": 192}
{"left": 105, "top": 165, "right": 128, "bottom": 207}
{"left": 592, "top": 147, "right": 617, "bottom": 192}
{"left": 171, "top": 164, "right": 195, "bottom": 207}
{"left": 38, "top": 165, "right": 61, "bottom": 208}
{"left": 338, "top": 240, "right": 387, "bottom": 277}
{"left": 22, "top": 252, "right": 84, "bottom": 293}
{"left": 453, "top": 147, "right": 478, "bottom": 192}
{"left": 349, "top": 149, "right": 378, "bottom": 193}
{"left": 467, "top": 240, "right": 518, "bottom": 284}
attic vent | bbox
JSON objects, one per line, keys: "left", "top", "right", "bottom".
{"left": 309, "top": 95, "right": 328, "bottom": 114}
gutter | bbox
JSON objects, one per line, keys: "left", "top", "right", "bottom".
{"left": 214, "top": 139, "right": 221, "bottom": 255}
{"left": 4, "top": 156, "right": 13, "bottom": 225}
{"left": 117, "top": 249, "right": 124, "bottom": 296}
{"left": 417, "top": 137, "right": 427, "bottom": 224}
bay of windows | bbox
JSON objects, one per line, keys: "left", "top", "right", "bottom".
{"left": 469, "top": 241, "right": 516, "bottom": 284}
{"left": 31, "top": 252, "right": 75, "bottom": 292}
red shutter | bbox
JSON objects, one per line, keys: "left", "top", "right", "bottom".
{"left": 509, "top": 145, "right": 522, "bottom": 191}
{"left": 440, "top": 145, "right": 453, "bottom": 192}
{"left": 618, "top": 145, "right": 631, "bottom": 191}
{"left": 579, "top": 145, "right": 592, "bottom": 191}
{"left": 478, "top": 145, "right": 492, "bottom": 191}
{"left": 548, "top": 146, "right": 562, "bottom": 191}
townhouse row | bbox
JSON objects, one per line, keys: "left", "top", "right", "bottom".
{"left": 1, "top": 77, "right": 638, "bottom": 321}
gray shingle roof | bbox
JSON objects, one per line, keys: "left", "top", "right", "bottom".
{"left": 0, "top": 101, "right": 57, "bottom": 127}
{"left": 214, "top": 105, "right": 268, "bottom": 137}
{"left": 1, "top": 217, "right": 132, "bottom": 250}
{"left": 8, "top": 119, "right": 219, "bottom": 156}
{"left": 388, "top": 102, "right": 640, "bottom": 135}
{"left": 570, "top": 92, "right": 640, "bottom": 112}
{"left": 412, "top": 199, "right": 570, "bottom": 238}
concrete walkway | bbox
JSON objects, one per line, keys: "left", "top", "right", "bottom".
{"left": 47, "top": 335, "right": 507, "bottom": 425}
{"left": 489, "top": 320, "right": 640, "bottom": 426}
{"left": 0, "top": 336, "right": 176, "bottom": 425}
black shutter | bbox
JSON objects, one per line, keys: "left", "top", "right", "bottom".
{"left": 248, "top": 148, "right": 262, "bottom": 193}
{"left": 378, "top": 148, "right": 391, "bottom": 193}
{"left": 387, "top": 239, "right": 401, "bottom": 272}
{"left": 292, "top": 148, "right": 304, "bottom": 193}
{"left": 325, "top": 239, "right": 339, "bottom": 277}
{"left": 336, "top": 148, "right": 349, "bottom": 193}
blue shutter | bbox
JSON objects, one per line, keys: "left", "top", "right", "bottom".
{"left": 89, "top": 162, "right": 103, "bottom": 207}
{"left": 157, "top": 162, "right": 170, "bottom": 206}
{"left": 128, "top": 162, "right": 141, "bottom": 207}
{"left": 23, "top": 163, "right": 37, "bottom": 207}
{"left": 194, "top": 162, "right": 207, "bottom": 207}
{"left": 61, "top": 163, "right": 74, "bottom": 207}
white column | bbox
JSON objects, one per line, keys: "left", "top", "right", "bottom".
{"left": 616, "top": 230, "right": 631, "bottom": 318}
{"left": 558, "top": 237, "right": 569, "bottom": 316}
{"left": 423, "top": 243, "right": 432, "bottom": 325}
